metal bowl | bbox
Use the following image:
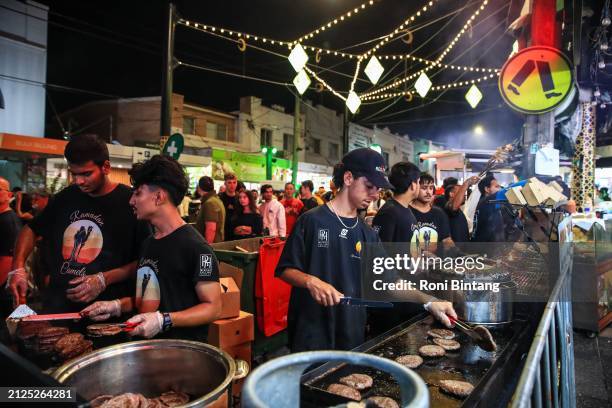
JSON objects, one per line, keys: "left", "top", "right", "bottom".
{"left": 52, "top": 339, "right": 248, "bottom": 407}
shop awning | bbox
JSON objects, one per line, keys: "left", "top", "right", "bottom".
{"left": 0, "top": 133, "right": 67, "bottom": 157}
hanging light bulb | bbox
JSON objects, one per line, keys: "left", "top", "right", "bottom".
{"left": 602, "top": 42, "right": 610, "bottom": 51}
{"left": 594, "top": 87, "right": 602, "bottom": 97}
{"left": 601, "top": 103, "right": 607, "bottom": 109}
{"left": 599, "top": 58, "right": 607, "bottom": 69}
{"left": 603, "top": 16, "right": 611, "bottom": 26}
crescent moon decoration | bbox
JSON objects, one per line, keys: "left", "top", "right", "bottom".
{"left": 404, "top": 92, "right": 413, "bottom": 102}
{"left": 237, "top": 38, "right": 247, "bottom": 52}
{"left": 402, "top": 30, "right": 413, "bottom": 45}
{"left": 316, "top": 49, "right": 322, "bottom": 63}
{"left": 315, "top": 82, "right": 325, "bottom": 93}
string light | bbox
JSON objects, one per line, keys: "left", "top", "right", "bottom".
{"left": 294, "top": 0, "right": 380, "bottom": 45}
{"left": 435, "top": 0, "right": 489, "bottom": 64}
{"left": 362, "top": 1, "right": 438, "bottom": 58}
{"left": 361, "top": 72, "right": 499, "bottom": 101}
{"left": 180, "top": 19, "right": 498, "bottom": 74}
{"left": 362, "top": 0, "right": 490, "bottom": 98}
{"left": 303, "top": 66, "right": 347, "bottom": 101}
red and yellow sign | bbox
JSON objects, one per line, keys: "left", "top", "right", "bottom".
{"left": 0, "top": 133, "right": 67, "bottom": 156}
{"left": 499, "top": 46, "right": 573, "bottom": 114}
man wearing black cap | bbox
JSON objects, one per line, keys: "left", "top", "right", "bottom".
{"left": 276, "top": 148, "right": 455, "bottom": 352}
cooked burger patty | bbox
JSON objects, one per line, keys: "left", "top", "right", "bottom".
{"left": 54, "top": 333, "right": 84, "bottom": 352}
{"left": 367, "top": 396, "right": 400, "bottom": 408}
{"left": 427, "top": 329, "right": 455, "bottom": 340}
{"left": 37, "top": 326, "right": 70, "bottom": 339}
{"left": 339, "top": 373, "right": 373, "bottom": 390}
{"left": 439, "top": 380, "right": 474, "bottom": 398}
{"left": 61, "top": 340, "right": 93, "bottom": 360}
{"left": 326, "top": 383, "right": 361, "bottom": 401}
{"left": 419, "top": 345, "right": 446, "bottom": 357}
{"left": 433, "top": 338, "right": 461, "bottom": 351}
{"left": 158, "top": 390, "right": 190, "bottom": 407}
{"left": 87, "top": 324, "right": 122, "bottom": 337}
{"left": 17, "top": 321, "right": 51, "bottom": 340}
{"left": 395, "top": 354, "right": 424, "bottom": 369}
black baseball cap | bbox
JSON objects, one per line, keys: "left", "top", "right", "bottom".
{"left": 342, "top": 148, "right": 392, "bottom": 189}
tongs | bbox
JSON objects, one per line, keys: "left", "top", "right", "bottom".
{"left": 448, "top": 315, "right": 497, "bottom": 352}
{"left": 86, "top": 322, "right": 141, "bottom": 334}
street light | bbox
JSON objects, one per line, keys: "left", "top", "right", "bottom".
{"left": 474, "top": 125, "right": 484, "bottom": 135}
{"left": 262, "top": 145, "right": 278, "bottom": 180}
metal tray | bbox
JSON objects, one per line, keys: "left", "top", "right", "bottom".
{"left": 301, "top": 314, "right": 530, "bottom": 407}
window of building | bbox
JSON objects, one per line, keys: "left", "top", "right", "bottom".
{"left": 283, "top": 133, "right": 293, "bottom": 152}
{"left": 328, "top": 142, "right": 339, "bottom": 160}
{"left": 261, "top": 128, "right": 273, "bottom": 147}
{"left": 311, "top": 138, "right": 321, "bottom": 154}
{"left": 183, "top": 116, "right": 195, "bottom": 134}
{"left": 207, "top": 122, "right": 227, "bottom": 141}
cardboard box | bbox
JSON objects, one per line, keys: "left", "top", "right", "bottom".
{"left": 208, "top": 311, "right": 254, "bottom": 349}
{"left": 522, "top": 178, "right": 549, "bottom": 206}
{"left": 219, "top": 262, "right": 244, "bottom": 289}
{"left": 505, "top": 186, "right": 527, "bottom": 206}
{"left": 219, "top": 277, "right": 240, "bottom": 319}
{"left": 548, "top": 181, "right": 564, "bottom": 194}
{"left": 544, "top": 188, "right": 568, "bottom": 206}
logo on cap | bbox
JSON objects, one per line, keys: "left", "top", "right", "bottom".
{"left": 375, "top": 165, "right": 386, "bottom": 173}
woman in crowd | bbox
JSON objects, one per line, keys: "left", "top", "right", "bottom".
{"left": 231, "top": 189, "right": 263, "bottom": 240}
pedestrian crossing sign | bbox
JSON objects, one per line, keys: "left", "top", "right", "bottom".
{"left": 499, "top": 46, "right": 573, "bottom": 114}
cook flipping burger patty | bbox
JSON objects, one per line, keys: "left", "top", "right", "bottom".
{"left": 276, "top": 148, "right": 459, "bottom": 352}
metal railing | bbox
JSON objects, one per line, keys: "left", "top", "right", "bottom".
{"left": 510, "top": 239, "right": 576, "bottom": 408}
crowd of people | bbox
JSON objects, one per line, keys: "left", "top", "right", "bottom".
{"left": 0, "top": 133, "right": 585, "bottom": 353}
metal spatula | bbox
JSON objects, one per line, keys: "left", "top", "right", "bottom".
{"left": 448, "top": 315, "right": 497, "bottom": 352}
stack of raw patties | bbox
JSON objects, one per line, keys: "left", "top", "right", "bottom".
{"left": 54, "top": 333, "right": 93, "bottom": 362}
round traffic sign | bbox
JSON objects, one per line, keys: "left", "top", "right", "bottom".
{"left": 499, "top": 46, "right": 573, "bottom": 114}
{"left": 162, "top": 133, "right": 184, "bottom": 160}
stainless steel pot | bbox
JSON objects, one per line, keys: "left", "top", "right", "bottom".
{"left": 454, "top": 280, "right": 517, "bottom": 325}
{"left": 52, "top": 339, "right": 249, "bottom": 407}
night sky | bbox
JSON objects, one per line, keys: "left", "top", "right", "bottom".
{"left": 39, "top": 0, "right": 522, "bottom": 149}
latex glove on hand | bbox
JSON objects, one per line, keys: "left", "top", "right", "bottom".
{"left": 126, "top": 312, "right": 163, "bottom": 338}
{"left": 5, "top": 268, "right": 28, "bottom": 308}
{"left": 81, "top": 300, "right": 121, "bottom": 322}
{"left": 66, "top": 273, "right": 106, "bottom": 303}
{"left": 424, "top": 301, "right": 458, "bottom": 328}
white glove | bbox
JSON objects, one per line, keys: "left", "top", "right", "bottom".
{"left": 424, "top": 301, "right": 457, "bottom": 328}
{"left": 126, "top": 311, "right": 164, "bottom": 338}
{"left": 5, "top": 268, "right": 28, "bottom": 308}
{"left": 66, "top": 273, "right": 106, "bottom": 303}
{"left": 81, "top": 300, "right": 122, "bottom": 322}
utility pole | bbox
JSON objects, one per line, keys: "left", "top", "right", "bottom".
{"left": 160, "top": 3, "right": 176, "bottom": 138}
{"left": 342, "top": 106, "right": 349, "bottom": 155}
{"left": 292, "top": 94, "right": 300, "bottom": 185}
{"left": 520, "top": 0, "right": 558, "bottom": 179}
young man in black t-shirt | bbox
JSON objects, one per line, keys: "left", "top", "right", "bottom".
{"left": 6, "top": 135, "right": 150, "bottom": 313}
{"left": 410, "top": 173, "right": 454, "bottom": 256}
{"left": 83, "top": 155, "right": 221, "bottom": 340}
{"left": 372, "top": 162, "right": 421, "bottom": 243}
{"left": 218, "top": 173, "right": 240, "bottom": 241}
{"left": 299, "top": 180, "right": 319, "bottom": 214}
{"left": 276, "top": 149, "right": 456, "bottom": 352}
{"left": 443, "top": 176, "right": 480, "bottom": 245}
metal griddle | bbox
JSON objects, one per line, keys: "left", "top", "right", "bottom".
{"left": 301, "top": 314, "right": 530, "bottom": 407}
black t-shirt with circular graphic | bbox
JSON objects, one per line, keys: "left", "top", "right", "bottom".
{"left": 135, "top": 224, "right": 220, "bottom": 341}
{"left": 29, "top": 184, "right": 151, "bottom": 313}
{"left": 409, "top": 206, "right": 451, "bottom": 255}
{"left": 275, "top": 204, "right": 379, "bottom": 352}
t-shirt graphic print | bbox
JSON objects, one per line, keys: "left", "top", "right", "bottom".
{"left": 60, "top": 216, "right": 104, "bottom": 277}
{"left": 135, "top": 258, "right": 161, "bottom": 312}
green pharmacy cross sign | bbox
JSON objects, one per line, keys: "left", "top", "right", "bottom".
{"left": 162, "top": 133, "right": 184, "bottom": 160}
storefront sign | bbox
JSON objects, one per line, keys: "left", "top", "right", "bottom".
{"left": 212, "top": 149, "right": 292, "bottom": 182}
{"left": 499, "top": 46, "right": 573, "bottom": 114}
{"left": 348, "top": 123, "right": 373, "bottom": 151}
{"left": 0, "top": 133, "right": 67, "bottom": 156}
